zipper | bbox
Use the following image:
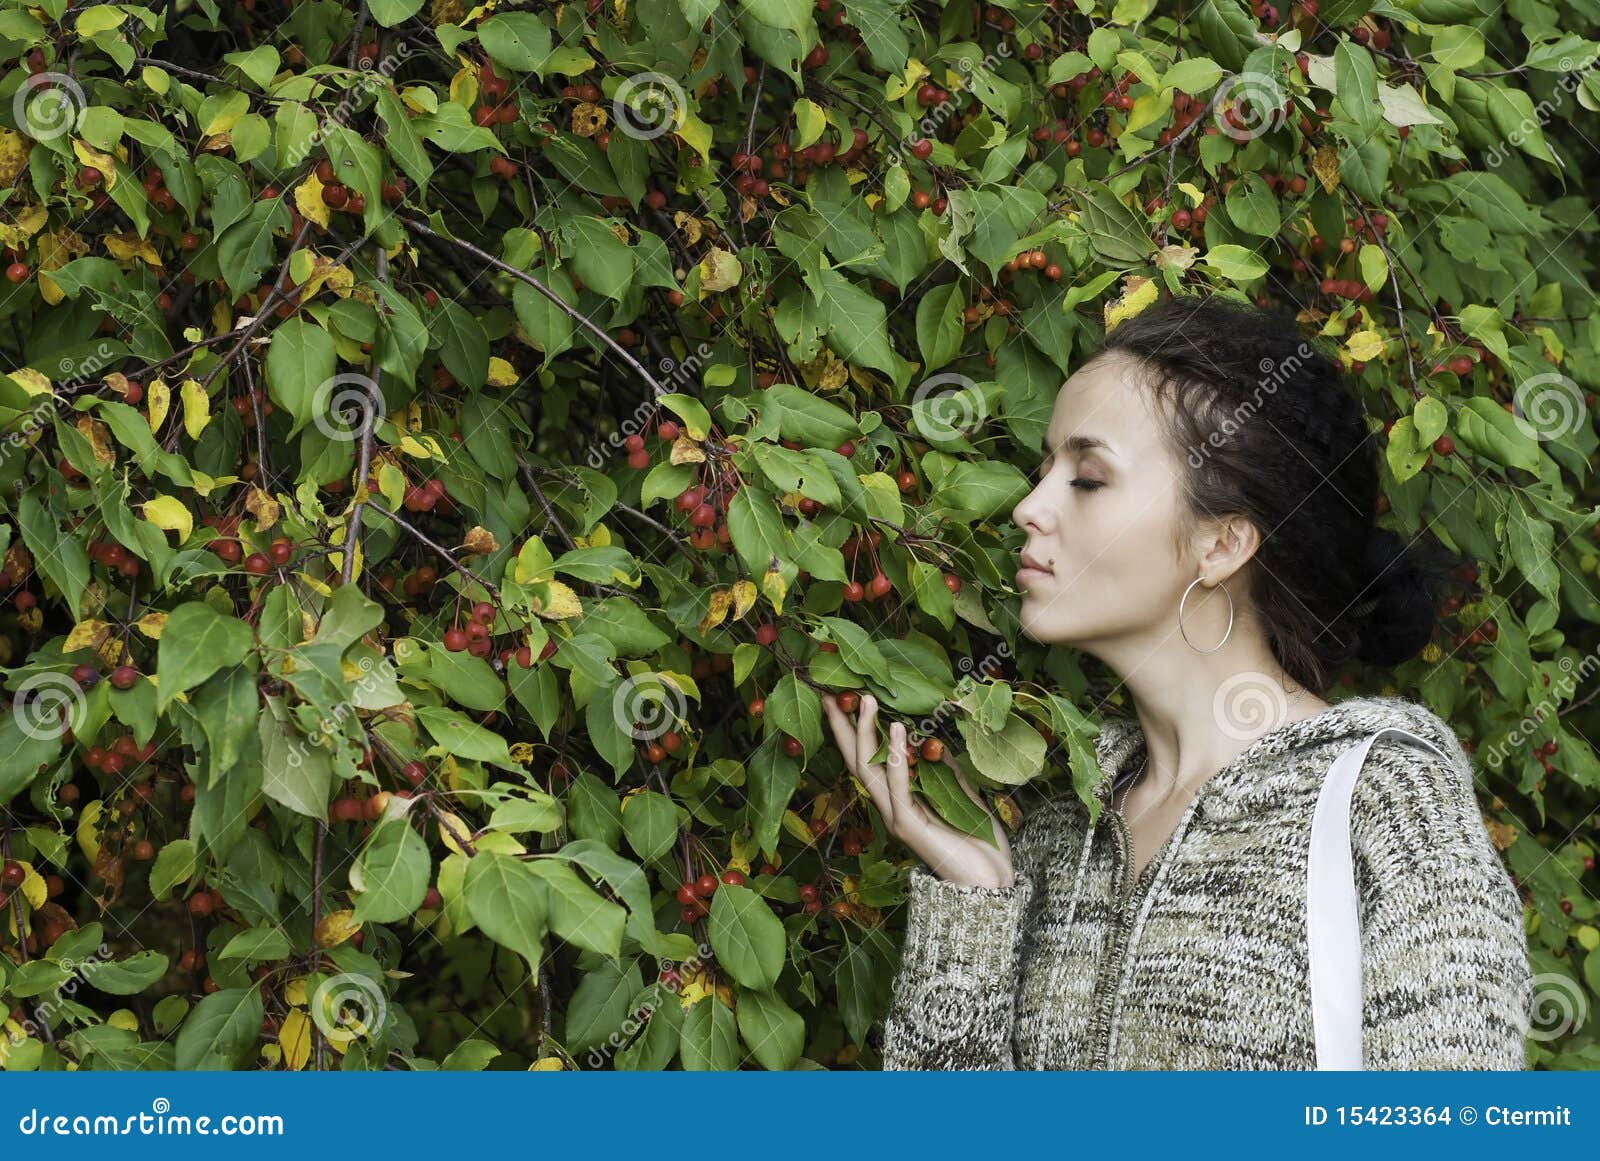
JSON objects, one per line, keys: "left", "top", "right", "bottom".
{"left": 1085, "top": 776, "right": 1195, "bottom": 1069}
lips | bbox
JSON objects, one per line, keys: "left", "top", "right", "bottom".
{"left": 1016, "top": 550, "right": 1052, "bottom": 587}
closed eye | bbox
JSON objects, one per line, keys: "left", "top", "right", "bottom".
{"left": 1070, "top": 479, "right": 1104, "bottom": 491}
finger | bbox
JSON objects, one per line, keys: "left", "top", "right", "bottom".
{"left": 856, "top": 694, "right": 880, "bottom": 767}
{"left": 886, "top": 721, "right": 916, "bottom": 819}
{"left": 822, "top": 695, "right": 858, "bottom": 771}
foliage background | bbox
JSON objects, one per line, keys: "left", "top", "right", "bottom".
{"left": 0, "top": 0, "right": 1597, "bottom": 1070}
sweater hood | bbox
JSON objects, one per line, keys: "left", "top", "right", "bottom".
{"left": 1089, "top": 693, "right": 1472, "bottom": 823}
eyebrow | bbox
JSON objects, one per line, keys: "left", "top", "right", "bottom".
{"left": 1045, "top": 434, "right": 1116, "bottom": 456}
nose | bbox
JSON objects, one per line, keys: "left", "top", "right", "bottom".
{"left": 1012, "top": 472, "right": 1049, "bottom": 535}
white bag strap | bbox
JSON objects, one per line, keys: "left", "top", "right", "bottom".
{"left": 1308, "top": 726, "right": 1453, "bottom": 1070}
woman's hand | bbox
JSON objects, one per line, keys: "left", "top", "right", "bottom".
{"left": 822, "top": 692, "right": 1016, "bottom": 889}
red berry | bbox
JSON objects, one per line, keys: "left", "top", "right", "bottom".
{"left": 695, "top": 873, "right": 718, "bottom": 897}
{"left": 443, "top": 627, "right": 469, "bottom": 651}
{"left": 782, "top": 735, "right": 804, "bottom": 758}
{"left": 835, "top": 690, "right": 860, "bottom": 714}
{"left": 676, "top": 882, "right": 699, "bottom": 904}
{"left": 110, "top": 665, "right": 139, "bottom": 690}
{"left": 244, "top": 553, "right": 271, "bottom": 574}
{"left": 720, "top": 869, "right": 745, "bottom": 886}
{"left": 920, "top": 737, "right": 945, "bottom": 762}
{"left": 658, "top": 420, "right": 680, "bottom": 441}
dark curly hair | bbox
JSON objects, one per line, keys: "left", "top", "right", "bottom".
{"left": 1088, "top": 293, "right": 1458, "bottom": 696}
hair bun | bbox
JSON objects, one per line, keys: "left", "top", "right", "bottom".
{"left": 1353, "top": 529, "right": 1446, "bottom": 666}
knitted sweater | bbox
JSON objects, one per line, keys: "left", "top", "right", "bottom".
{"left": 881, "top": 695, "right": 1533, "bottom": 1070}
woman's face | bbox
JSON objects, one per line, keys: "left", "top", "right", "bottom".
{"left": 1010, "top": 353, "right": 1198, "bottom": 647}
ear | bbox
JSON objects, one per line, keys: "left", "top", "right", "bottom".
{"left": 1196, "top": 515, "right": 1260, "bottom": 579}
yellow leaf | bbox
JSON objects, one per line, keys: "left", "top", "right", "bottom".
{"left": 669, "top": 436, "right": 706, "bottom": 465}
{"left": 107, "top": 1009, "right": 139, "bottom": 1032}
{"left": 19, "top": 863, "right": 46, "bottom": 910}
{"left": 295, "top": 175, "right": 331, "bottom": 229}
{"left": 1176, "top": 182, "right": 1206, "bottom": 206}
{"left": 529, "top": 1057, "right": 565, "bottom": 1070}
{"left": 697, "top": 247, "right": 742, "bottom": 295}
{"left": 298, "top": 251, "right": 353, "bottom": 299}
{"left": 730, "top": 580, "right": 757, "bottom": 620}
{"left": 133, "top": 612, "right": 167, "bottom": 638}
{"left": 245, "top": 487, "right": 280, "bottom": 532}
{"left": 1312, "top": 144, "right": 1340, "bottom": 193}
{"left": 448, "top": 66, "right": 479, "bottom": 108}
{"left": 1104, "top": 275, "right": 1158, "bottom": 330}
{"left": 761, "top": 565, "right": 787, "bottom": 614}
{"left": 279, "top": 1010, "right": 312, "bottom": 1070}
{"left": 142, "top": 495, "right": 194, "bottom": 543}
{"left": 74, "top": 416, "right": 115, "bottom": 465}
{"left": 698, "top": 589, "right": 732, "bottom": 634}
{"left": 675, "top": 106, "right": 714, "bottom": 166}
{"left": 462, "top": 526, "right": 498, "bottom": 555}
{"left": 104, "top": 233, "right": 162, "bottom": 267}
{"left": 397, "top": 435, "right": 433, "bottom": 458}
{"left": 8, "top": 367, "right": 51, "bottom": 396}
{"left": 77, "top": 799, "right": 104, "bottom": 863}
{"left": 509, "top": 741, "right": 536, "bottom": 765}
{"left": 0, "top": 129, "right": 32, "bottom": 187}
{"left": 781, "top": 809, "right": 814, "bottom": 845}
{"left": 314, "top": 909, "right": 360, "bottom": 948}
{"left": 436, "top": 811, "right": 471, "bottom": 855}
{"left": 65, "top": 618, "right": 112, "bottom": 654}
{"left": 75, "top": 7, "right": 126, "bottom": 36}
{"left": 71, "top": 140, "right": 119, "bottom": 189}
{"left": 885, "top": 58, "right": 930, "bottom": 101}
{"left": 180, "top": 378, "right": 210, "bottom": 440}
{"left": 147, "top": 377, "right": 170, "bottom": 433}
{"left": 487, "top": 356, "right": 518, "bottom": 387}
{"left": 377, "top": 462, "right": 407, "bottom": 509}
{"left": 1346, "top": 329, "right": 1386, "bottom": 362}
{"left": 531, "top": 580, "right": 582, "bottom": 620}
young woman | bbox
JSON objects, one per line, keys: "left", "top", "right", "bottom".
{"left": 823, "top": 295, "right": 1532, "bottom": 1070}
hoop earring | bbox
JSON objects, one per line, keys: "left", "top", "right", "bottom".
{"left": 1178, "top": 576, "right": 1234, "bottom": 654}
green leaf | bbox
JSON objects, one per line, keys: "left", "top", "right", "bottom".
{"left": 708, "top": 883, "right": 786, "bottom": 990}
{"left": 257, "top": 696, "right": 334, "bottom": 819}
{"left": 149, "top": 839, "right": 196, "bottom": 901}
{"left": 525, "top": 859, "right": 626, "bottom": 958}
{"left": 679, "top": 996, "right": 741, "bottom": 1069}
{"left": 218, "top": 927, "right": 292, "bottom": 962}
{"left": 477, "top": 11, "right": 553, "bottom": 74}
{"left": 350, "top": 815, "right": 431, "bottom": 923}
{"left": 956, "top": 713, "right": 1049, "bottom": 786}
{"left": 464, "top": 851, "right": 550, "bottom": 971}
{"left": 766, "top": 673, "right": 822, "bottom": 757}
{"left": 176, "top": 987, "right": 264, "bottom": 1070}
{"left": 735, "top": 986, "right": 805, "bottom": 1069}
{"left": 1334, "top": 41, "right": 1381, "bottom": 139}
{"left": 265, "top": 319, "right": 338, "bottom": 439}
{"left": 620, "top": 789, "right": 679, "bottom": 862}
{"left": 915, "top": 282, "right": 965, "bottom": 372}
{"left": 1202, "top": 243, "right": 1269, "bottom": 283}
{"left": 369, "top": 0, "right": 427, "bottom": 26}
{"left": 78, "top": 951, "right": 169, "bottom": 995}
{"left": 931, "top": 461, "right": 1030, "bottom": 521}
{"left": 156, "top": 603, "right": 253, "bottom": 712}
